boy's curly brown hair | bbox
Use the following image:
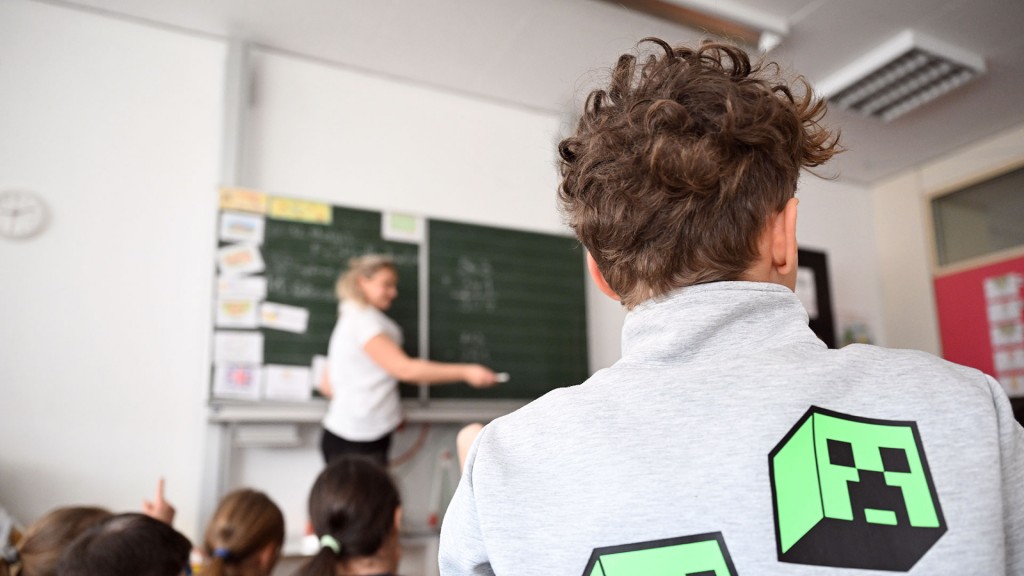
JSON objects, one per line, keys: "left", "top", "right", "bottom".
{"left": 558, "top": 38, "right": 840, "bottom": 308}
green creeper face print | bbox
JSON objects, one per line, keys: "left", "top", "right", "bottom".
{"left": 581, "top": 532, "right": 738, "bottom": 576}
{"left": 769, "top": 406, "right": 946, "bottom": 571}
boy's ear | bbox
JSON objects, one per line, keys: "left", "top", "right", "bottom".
{"left": 771, "top": 197, "right": 800, "bottom": 290}
{"left": 587, "top": 252, "right": 620, "bottom": 301}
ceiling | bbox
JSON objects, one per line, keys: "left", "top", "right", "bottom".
{"left": 47, "top": 0, "right": 1024, "bottom": 185}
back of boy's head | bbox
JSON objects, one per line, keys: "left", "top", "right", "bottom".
{"left": 296, "top": 456, "right": 401, "bottom": 576}
{"left": 558, "top": 38, "right": 841, "bottom": 307}
{"left": 0, "top": 506, "right": 111, "bottom": 576}
{"left": 202, "top": 489, "right": 285, "bottom": 576}
{"left": 57, "top": 513, "right": 191, "bottom": 576}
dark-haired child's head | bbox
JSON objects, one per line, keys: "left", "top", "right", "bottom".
{"left": 202, "top": 489, "right": 285, "bottom": 576}
{"left": 296, "top": 456, "right": 402, "bottom": 576}
{"left": 0, "top": 506, "right": 111, "bottom": 576}
{"left": 57, "top": 513, "right": 191, "bottom": 576}
{"left": 558, "top": 39, "right": 841, "bottom": 307}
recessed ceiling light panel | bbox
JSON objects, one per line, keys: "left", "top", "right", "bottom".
{"left": 815, "top": 30, "right": 985, "bottom": 122}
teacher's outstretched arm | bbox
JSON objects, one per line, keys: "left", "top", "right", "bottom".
{"left": 363, "top": 334, "right": 497, "bottom": 388}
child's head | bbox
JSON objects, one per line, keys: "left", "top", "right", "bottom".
{"left": 57, "top": 513, "right": 191, "bottom": 576}
{"left": 0, "top": 506, "right": 111, "bottom": 576}
{"left": 297, "top": 456, "right": 402, "bottom": 576}
{"left": 558, "top": 39, "right": 840, "bottom": 307}
{"left": 202, "top": 489, "right": 285, "bottom": 576}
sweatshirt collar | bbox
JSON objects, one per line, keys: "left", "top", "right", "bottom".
{"left": 621, "top": 281, "right": 824, "bottom": 365}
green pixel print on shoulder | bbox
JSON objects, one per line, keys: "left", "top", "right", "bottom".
{"left": 580, "top": 531, "right": 738, "bottom": 576}
{"left": 769, "top": 406, "right": 947, "bottom": 571}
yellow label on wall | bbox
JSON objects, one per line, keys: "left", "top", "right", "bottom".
{"left": 219, "top": 187, "right": 268, "bottom": 214}
{"left": 268, "top": 197, "right": 332, "bottom": 224}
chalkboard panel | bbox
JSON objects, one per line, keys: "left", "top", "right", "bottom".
{"left": 427, "top": 220, "right": 588, "bottom": 400}
{"left": 252, "top": 205, "right": 418, "bottom": 368}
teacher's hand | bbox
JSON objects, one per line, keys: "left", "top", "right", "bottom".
{"left": 464, "top": 365, "right": 498, "bottom": 388}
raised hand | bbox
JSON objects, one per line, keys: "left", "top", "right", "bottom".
{"left": 142, "top": 477, "right": 176, "bottom": 525}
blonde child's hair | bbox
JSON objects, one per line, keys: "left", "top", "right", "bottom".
{"left": 335, "top": 254, "right": 397, "bottom": 307}
{"left": 202, "top": 489, "right": 285, "bottom": 576}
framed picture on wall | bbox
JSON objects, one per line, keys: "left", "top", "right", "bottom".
{"left": 796, "top": 248, "right": 836, "bottom": 348}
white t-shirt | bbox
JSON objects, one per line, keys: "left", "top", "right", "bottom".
{"left": 322, "top": 300, "right": 403, "bottom": 441}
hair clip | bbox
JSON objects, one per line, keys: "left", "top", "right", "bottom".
{"left": 212, "top": 547, "right": 232, "bottom": 560}
{"left": 319, "top": 534, "right": 342, "bottom": 554}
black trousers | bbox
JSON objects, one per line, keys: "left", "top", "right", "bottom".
{"left": 320, "top": 427, "right": 391, "bottom": 467}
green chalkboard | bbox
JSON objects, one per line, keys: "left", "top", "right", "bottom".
{"left": 254, "top": 205, "right": 418, "bottom": 367}
{"left": 427, "top": 219, "right": 589, "bottom": 400}
{"left": 213, "top": 196, "right": 590, "bottom": 404}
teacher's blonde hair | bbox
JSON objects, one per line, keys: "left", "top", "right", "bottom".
{"left": 335, "top": 255, "right": 397, "bottom": 307}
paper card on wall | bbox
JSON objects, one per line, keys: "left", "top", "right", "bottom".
{"left": 219, "top": 187, "right": 268, "bottom": 214}
{"left": 264, "top": 364, "right": 312, "bottom": 401}
{"left": 212, "top": 364, "right": 263, "bottom": 400}
{"left": 994, "top": 350, "right": 1024, "bottom": 372}
{"left": 311, "top": 355, "right": 328, "bottom": 393}
{"left": 991, "top": 323, "right": 1024, "bottom": 346}
{"left": 217, "top": 276, "right": 268, "bottom": 300}
{"left": 214, "top": 331, "right": 264, "bottom": 365}
{"left": 984, "top": 273, "right": 1023, "bottom": 299}
{"left": 268, "top": 197, "right": 332, "bottom": 224}
{"left": 260, "top": 302, "right": 309, "bottom": 333}
{"left": 216, "top": 297, "right": 260, "bottom": 328}
{"left": 795, "top": 266, "right": 819, "bottom": 319}
{"left": 1003, "top": 375, "right": 1024, "bottom": 397}
{"left": 217, "top": 243, "right": 265, "bottom": 277}
{"left": 381, "top": 212, "right": 425, "bottom": 244}
{"left": 219, "top": 211, "right": 266, "bottom": 244}
{"left": 988, "top": 300, "right": 1023, "bottom": 323}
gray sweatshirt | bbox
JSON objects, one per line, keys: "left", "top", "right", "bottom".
{"left": 439, "top": 282, "right": 1024, "bottom": 575}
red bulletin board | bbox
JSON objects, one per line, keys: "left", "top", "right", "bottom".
{"left": 934, "top": 254, "right": 1024, "bottom": 397}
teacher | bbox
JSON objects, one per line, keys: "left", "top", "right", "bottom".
{"left": 319, "top": 254, "right": 498, "bottom": 466}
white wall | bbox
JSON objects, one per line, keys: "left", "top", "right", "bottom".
{"left": 871, "top": 123, "right": 1024, "bottom": 354}
{"left": 0, "top": 0, "right": 224, "bottom": 539}
{"left": 797, "top": 176, "right": 886, "bottom": 346}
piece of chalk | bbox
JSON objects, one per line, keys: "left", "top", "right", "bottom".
{"left": 495, "top": 372, "right": 511, "bottom": 383}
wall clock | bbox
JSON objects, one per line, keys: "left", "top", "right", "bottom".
{"left": 0, "top": 189, "right": 49, "bottom": 239}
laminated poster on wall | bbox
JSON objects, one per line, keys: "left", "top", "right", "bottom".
{"left": 264, "top": 364, "right": 312, "bottom": 401}
{"left": 381, "top": 211, "right": 425, "bottom": 244}
{"left": 213, "top": 331, "right": 264, "bottom": 365}
{"left": 219, "top": 187, "right": 268, "bottom": 214}
{"left": 260, "top": 302, "right": 309, "bottom": 333}
{"left": 219, "top": 211, "right": 266, "bottom": 244}
{"left": 217, "top": 243, "right": 265, "bottom": 277}
{"left": 217, "top": 275, "right": 268, "bottom": 300}
{"left": 268, "top": 197, "right": 332, "bottom": 225}
{"left": 213, "top": 364, "right": 263, "bottom": 400}
{"left": 215, "top": 297, "right": 259, "bottom": 329}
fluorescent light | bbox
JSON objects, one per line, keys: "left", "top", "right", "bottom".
{"left": 816, "top": 30, "right": 985, "bottom": 122}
